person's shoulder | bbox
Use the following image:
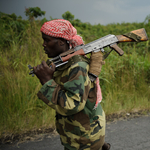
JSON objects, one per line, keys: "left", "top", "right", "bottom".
{"left": 69, "top": 55, "right": 90, "bottom": 69}
{"left": 73, "top": 61, "right": 88, "bottom": 68}
{"left": 67, "top": 61, "right": 89, "bottom": 76}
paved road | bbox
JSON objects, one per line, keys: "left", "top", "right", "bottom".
{"left": 0, "top": 114, "right": 150, "bottom": 150}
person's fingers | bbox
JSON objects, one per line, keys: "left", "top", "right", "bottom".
{"left": 51, "top": 62, "right": 56, "bottom": 71}
{"left": 41, "top": 61, "right": 47, "bottom": 67}
{"left": 33, "top": 66, "right": 36, "bottom": 73}
{"left": 36, "top": 65, "right": 40, "bottom": 70}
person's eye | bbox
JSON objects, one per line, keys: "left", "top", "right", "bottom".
{"left": 44, "top": 38, "right": 49, "bottom": 42}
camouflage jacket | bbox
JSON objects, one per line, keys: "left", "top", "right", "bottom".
{"left": 37, "top": 56, "right": 105, "bottom": 150}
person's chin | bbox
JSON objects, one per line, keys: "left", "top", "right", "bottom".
{"left": 48, "top": 53, "right": 58, "bottom": 58}
{"left": 48, "top": 54, "right": 54, "bottom": 58}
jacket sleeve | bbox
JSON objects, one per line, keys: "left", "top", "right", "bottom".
{"left": 37, "top": 61, "right": 91, "bottom": 116}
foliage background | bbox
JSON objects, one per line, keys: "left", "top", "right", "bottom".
{"left": 0, "top": 9, "right": 150, "bottom": 139}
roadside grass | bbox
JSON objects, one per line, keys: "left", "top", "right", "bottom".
{"left": 0, "top": 25, "right": 56, "bottom": 138}
{"left": 100, "top": 45, "right": 150, "bottom": 114}
{"left": 0, "top": 24, "right": 150, "bottom": 139}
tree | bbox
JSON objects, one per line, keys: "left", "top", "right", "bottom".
{"left": 62, "top": 11, "right": 74, "bottom": 22}
{"left": 144, "top": 14, "right": 150, "bottom": 24}
{"left": 25, "top": 7, "right": 45, "bottom": 21}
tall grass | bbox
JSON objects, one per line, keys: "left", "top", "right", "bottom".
{"left": 100, "top": 43, "right": 150, "bottom": 114}
{"left": 0, "top": 23, "right": 55, "bottom": 138}
{"left": 0, "top": 21, "right": 150, "bottom": 138}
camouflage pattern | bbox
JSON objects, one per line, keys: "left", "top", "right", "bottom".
{"left": 37, "top": 58, "right": 105, "bottom": 150}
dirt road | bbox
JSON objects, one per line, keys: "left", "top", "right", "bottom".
{"left": 0, "top": 114, "right": 150, "bottom": 150}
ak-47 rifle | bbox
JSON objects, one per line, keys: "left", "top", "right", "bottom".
{"left": 28, "top": 28, "right": 148, "bottom": 77}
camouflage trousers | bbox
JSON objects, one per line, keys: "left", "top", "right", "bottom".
{"left": 64, "top": 138, "right": 104, "bottom": 150}
{"left": 63, "top": 111, "right": 105, "bottom": 150}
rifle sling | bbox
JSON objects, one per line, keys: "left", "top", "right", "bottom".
{"left": 123, "top": 32, "right": 141, "bottom": 42}
{"left": 56, "top": 55, "right": 90, "bottom": 71}
{"left": 55, "top": 55, "right": 97, "bottom": 81}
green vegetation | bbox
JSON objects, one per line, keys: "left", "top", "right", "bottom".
{"left": 0, "top": 9, "right": 150, "bottom": 139}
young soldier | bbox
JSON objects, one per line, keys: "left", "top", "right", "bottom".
{"left": 33, "top": 19, "right": 110, "bottom": 150}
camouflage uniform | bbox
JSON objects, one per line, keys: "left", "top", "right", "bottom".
{"left": 37, "top": 56, "right": 105, "bottom": 150}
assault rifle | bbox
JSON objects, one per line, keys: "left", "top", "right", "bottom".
{"left": 28, "top": 28, "right": 148, "bottom": 77}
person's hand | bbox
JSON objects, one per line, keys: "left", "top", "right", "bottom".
{"left": 33, "top": 61, "right": 55, "bottom": 85}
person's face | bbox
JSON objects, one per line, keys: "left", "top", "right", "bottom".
{"left": 42, "top": 33, "right": 64, "bottom": 58}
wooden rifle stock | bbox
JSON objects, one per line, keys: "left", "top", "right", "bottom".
{"left": 61, "top": 49, "right": 85, "bottom": 62}
{"left": 109, "top": 28, "right": 148, "bottom": 56}
{"left": 116, "top": 28, "right": 148, "bottom": 42}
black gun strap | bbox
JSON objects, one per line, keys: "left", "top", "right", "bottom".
{"left": 123, "top": 32, "right": 141, "bottom": 42}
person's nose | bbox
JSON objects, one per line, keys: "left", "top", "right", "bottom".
{"left": 42, "top": 41, "right": 46, "bottom": 47}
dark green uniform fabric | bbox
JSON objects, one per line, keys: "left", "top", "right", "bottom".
{"left": 37, "top": 58, "right": 105, "bottom": 150}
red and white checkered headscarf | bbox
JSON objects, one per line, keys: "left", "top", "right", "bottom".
{"left": 40, "top": 19, "right": 84, "bottom": 48}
